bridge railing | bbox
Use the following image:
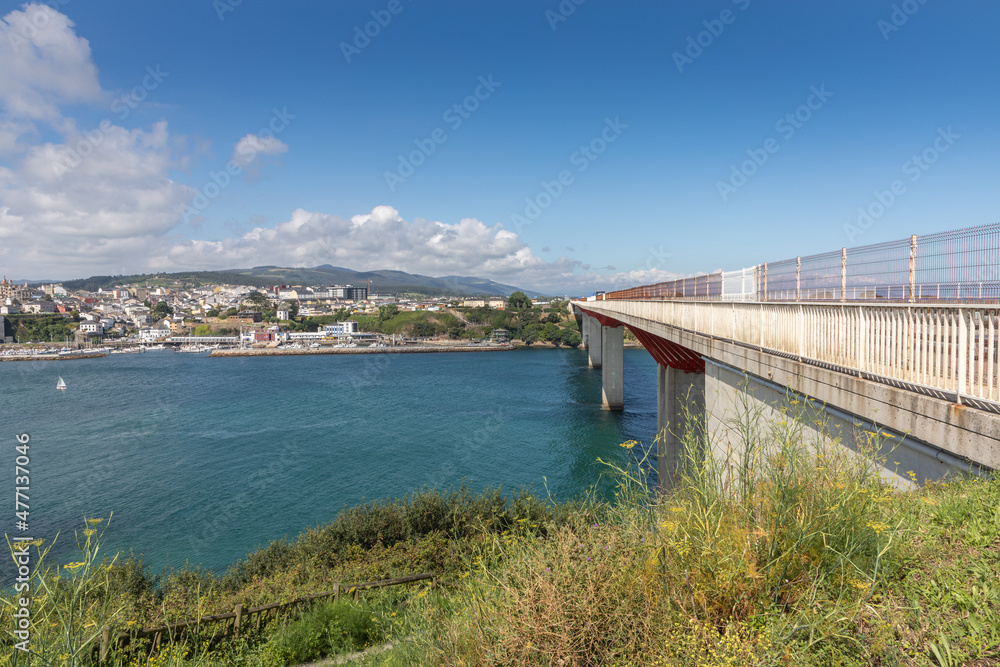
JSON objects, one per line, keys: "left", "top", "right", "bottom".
{"left": 587, "top": 299, "right": 1000, "bottom": 408}
{"left": 601, "top": 222, "right": 1000, "bottom": 304}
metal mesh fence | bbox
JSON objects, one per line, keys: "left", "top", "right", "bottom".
{"left": 601, "top": 222, "right": 1000, "bottom": 303}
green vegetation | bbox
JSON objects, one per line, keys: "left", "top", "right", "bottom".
{"left": 6, "top": 314, "right": 74, "bottom": 343}
{"left": 63, "top": 272, "right": 285, "bottom": 292}
{"left": 151, "top": 301, "right": 173, "bottom": 318}
{"left": 4, "top": 397, "right": 996, "bottom": 666}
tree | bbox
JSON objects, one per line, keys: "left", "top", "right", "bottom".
{"left": 378, "top": 304, "right": 400, "bottom": 321}
{"left": 411, "top": 320, "right": 437, "bottom": 338}
{"left": 243, "top": 291, "right": 269, "bottom": 310}
{"left": 507, "top": 291, "right": 532, "bottom": 310}
{"left": 560, "top": 328, "right": 583, "bottom": 348}
{"left": 520, "top": 323, "right": 539, "bottom": 345}
{"left": 151, "top": 301, "right": 173, "bottom": 318}
{"left": 546, "top": 312, "right": 561, "bottom": 324}
{"left": 542, "top": 323, "right": 561, "bottom": 344}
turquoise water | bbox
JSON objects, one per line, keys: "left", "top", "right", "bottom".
{"left": 0, "top": 348, "right": 657, "bottom": 574}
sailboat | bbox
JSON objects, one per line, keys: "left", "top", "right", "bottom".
{"left": 56, "top": 377, "right": 66, "bottom": 391}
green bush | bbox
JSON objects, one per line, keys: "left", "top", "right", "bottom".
{"left": 264, "top": 601, "right": 383, "bottom": 665}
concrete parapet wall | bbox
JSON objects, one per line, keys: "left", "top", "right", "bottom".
{"left": 581, "top": 301, "right": 999, "bottom": 473}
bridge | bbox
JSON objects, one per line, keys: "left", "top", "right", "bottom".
{"left": 570, "top": 223, "right": 1000, "bottom": 488}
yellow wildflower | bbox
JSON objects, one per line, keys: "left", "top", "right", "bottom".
{"left": 619, "top": 440, "right": 639, "bottom": 449}
{"left": 63, "top": 562, "right": 86, "bottom": 570}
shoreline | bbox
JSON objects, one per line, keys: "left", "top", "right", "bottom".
{"left": 208, "top": 344, "right": 516, "bottom": 357}
{"left": 0, "top": 352, "right": 109, "bottom": 362}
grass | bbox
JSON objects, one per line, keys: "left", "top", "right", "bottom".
{"left": 2, "top": 393, "right": 998, "bottom": 666}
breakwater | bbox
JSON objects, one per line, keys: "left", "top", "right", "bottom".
{"left": 209, "top": 345, "right": 514, "bottom": 358}
{"left": 0, "top": 352, "right": 109, "bottom": 362}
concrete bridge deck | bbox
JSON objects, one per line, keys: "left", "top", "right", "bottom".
{"left": 569, "top": 224, "right": 1000, "bottom": 487}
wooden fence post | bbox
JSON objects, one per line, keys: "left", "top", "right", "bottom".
{"left": 99, "top": 626, "right": 110, "bottom": 665}
{"left": 234, "top": 603, "right": 244, "bottom": 641}
{"left": 334, "top": 582, "right": 340, "bottom": 604}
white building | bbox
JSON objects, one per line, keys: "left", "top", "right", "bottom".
{"left": 322, "top": 321, "right": 360, "bottom": 336}
{"left": 140, "top": 320, "right": 172, "bottom": 342}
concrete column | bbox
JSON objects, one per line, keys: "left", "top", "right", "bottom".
{"left": 656, "top": 364, "right": 705, "bottom": 491}
{"left": 581, "top": 313, "right": 590, "bottom": 350}
{"left": 587, "top": 316, "right": 603, "bottom": 368}
{"left": 601, "top": 325, "right": 624, "bottom": 410}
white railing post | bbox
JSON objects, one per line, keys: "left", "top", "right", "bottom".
{"left": 841, "top": 247, "right": 847, "bottom": 303}
{"left": 909, "top": 234, "right": 917, "bottom": 303}
{"left": 957, "top": 308, "right": 967, "bottom": 404}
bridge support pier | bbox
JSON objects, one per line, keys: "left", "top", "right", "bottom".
{"left": 601, "top": 325, "right": 624, "bottom": 410}
{"left": 587, "top": 316, "right": 603, "bottom": 369}
{"left": 657, "top": 365, "right": 705, "bottom": 490}
{"left": 580, "top": 313, "right": 590, "bottom": 349}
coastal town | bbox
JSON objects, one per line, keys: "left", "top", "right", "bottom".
{"left": 0, "top": 275, "right": 577, "bottom": 354}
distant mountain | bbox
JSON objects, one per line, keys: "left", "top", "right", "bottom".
{"left": 62, "top": 266, "right": 545, "bottom": 297}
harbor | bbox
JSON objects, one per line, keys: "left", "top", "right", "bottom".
{"left": 208, "top": 343, "right": 514, "bottom": 357}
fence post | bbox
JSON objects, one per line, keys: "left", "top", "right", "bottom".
{"left": 334, "top": 582, "right": 340, "bottom": 604}
{"left": 909, "top": 234, "right": 918, "bottom": 303}
{"left": 99, "top": 627, "right": 110, "bottom": 665}
{"left": 796, "top": 257, "right": 801, "bottom": 302}
{"left": 957, "top": 308, "right": 967, "bottom": 404}
{"left": 234, "top": 603, "right": 244, "bottom": 641}
{"left": 762, "top": 263, "right": 768, "bottom": 302}
{"left": 841, "top": 248, "right": 847, "bottom": 302}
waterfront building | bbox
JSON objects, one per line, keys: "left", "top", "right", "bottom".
{"left": 140, "top": 320, "right": 172, "bottom": 342}
{"left": 322, "top": 321, "right": 360, "bottom": 336}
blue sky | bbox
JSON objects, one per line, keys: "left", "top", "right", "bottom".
{"left": 0, "top": 1, "right": 997, "bottom": 294}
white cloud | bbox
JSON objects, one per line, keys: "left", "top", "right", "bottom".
{"left": 230, "top": 133, "right": 288, "bottom": 169}
{"left": 150, "top": 206, "right": 681, "bottom": 295}
{"left": 0, "top": 5, "right": 673, "bottom": 295}
{"left": 0, "top": 4, "right": 194, "bottom": 278}
{"left": 0, "top": 4, "right": 103, "bottom": 133}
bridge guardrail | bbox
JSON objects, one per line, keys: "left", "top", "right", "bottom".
{"left": 582, "top": 300, "right": 1000, "bottom": 410}
{"left": 602, "top": 222, "right": 1000, "bottom": 304}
